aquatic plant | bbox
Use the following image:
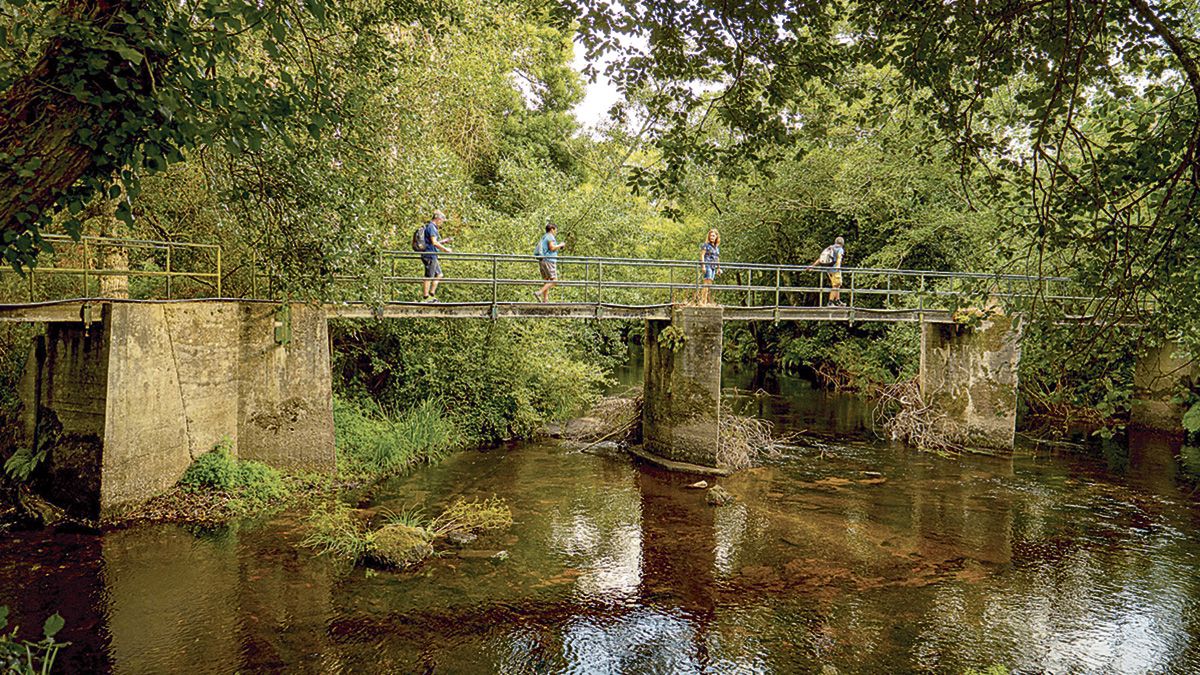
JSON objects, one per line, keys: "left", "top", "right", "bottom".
{"left": 429, "top": 497, "right": 513, "bottom": 537}
{"left": 304, "top": 496, "right": 513, "bottom": 569}
{"left": 302, "top": 502, "right": 376, "bottom": 563}
{"left": 0, "top": 606, "right": 67, "bottom": 674}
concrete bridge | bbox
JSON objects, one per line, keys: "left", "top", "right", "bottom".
{"left": 0, "top": 236, "right": 1187, "bottom": 518}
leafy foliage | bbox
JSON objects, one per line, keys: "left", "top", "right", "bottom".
{"left": 0, "top": 605, "right": 68, "bottom": 674}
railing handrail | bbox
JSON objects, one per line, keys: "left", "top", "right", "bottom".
{"left": 375, "top": 249, "right": 1073, "bottom": 283}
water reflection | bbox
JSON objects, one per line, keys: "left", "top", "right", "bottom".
{"left": 2, "top": 383, "right": 1200, "bottom": 672}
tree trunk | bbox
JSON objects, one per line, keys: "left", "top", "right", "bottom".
{"left": 0, "top": 0, "right": 132, "bottom": 244}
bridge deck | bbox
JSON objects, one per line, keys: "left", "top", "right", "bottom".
{"left": 0, "top": 299, "right": 957, "bottom": 323}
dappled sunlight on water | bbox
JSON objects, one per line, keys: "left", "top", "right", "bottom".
{"left": 3, "top": 374, "right": 1200, "bottom": 672}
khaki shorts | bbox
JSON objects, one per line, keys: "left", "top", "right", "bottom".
{"left": 539, "top": 259, "right": 558, "bottom": 281}
{"left": 827, "top": 271, "right": 842, "bottom": 287}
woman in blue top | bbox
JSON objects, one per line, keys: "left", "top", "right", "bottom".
{"left": 699, "top": 228, "right": 721, "bottom": 304}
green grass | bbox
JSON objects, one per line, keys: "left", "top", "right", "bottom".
{"left": 333, "top": 397, "right": 460, "bottom": 479}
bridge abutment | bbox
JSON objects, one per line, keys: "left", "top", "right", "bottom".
{"left": 919, "top": 314, "right": 1022, "bottom": 449}
{"left": 1131, "top": 341, "right": 1194, "bottom": 432}
{"left": 18, "top": 302, "right": 335, "bottom": 518}
{"left": 639, "top": 305, "right": 725, "bottom": 472}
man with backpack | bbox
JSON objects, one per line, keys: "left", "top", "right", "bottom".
{"left": 808, "top": 236, "right": 846, "bottom": 307}
{"left": 533, "top": 222, "right": 566, "bottom": 303}
{"left": 413, "top": 210, "right": 453, "bottom": 302}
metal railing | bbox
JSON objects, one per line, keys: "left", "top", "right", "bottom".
{"left": 1, "top": 236, "right": 1097, "bottom": 318}
{"left": 318, "top": 250, "right": 1091, "bottom": 317}
{"left": 0, "top": 234, "right": 221, "bottom": 302}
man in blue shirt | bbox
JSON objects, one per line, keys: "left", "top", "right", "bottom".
{"left": 533, "top": 222, "right": 566, "bottom": 303}
{"left": 422, "top": 210, "right": 453, "bottom": 302}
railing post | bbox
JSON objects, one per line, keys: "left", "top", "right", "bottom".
{"left": 166, "top": 244, "right": 173, "bottom": 299}
{"left": 774, "top": 268, "right": 781, "bottom": 309}
{"left": 28, "top": 267, "right": 34, "bottom": 302}
{"left": 818, "top": 269, "right": 824, "bottom": 307}
{"left": 216, "top": 246, "right": 223, "bottom": 298}
{"left": 670, "top": 265, "right": 676, "bottom": 305}
{"left": 251, "top": 250, "right": 258, "bottom": 299}
{"left": 491, "top": 257, "right": 498, "bottom": 311}
{"left": 849, "top": 270, "right": 855, "bottom": 308}
{"left": 885, "top": 273, "right": 891, "bottom": 309}
{"left": 918, "top": 273, "right": 925, "bottom": 321}
{"left": 597, "top": 261, "right": 604, "bottom": 305}
{"left": 390, "top": 257, "right": 397, "bottom": 302}
{"left": 82, "top": 238, "right": 90, "bottom": 298}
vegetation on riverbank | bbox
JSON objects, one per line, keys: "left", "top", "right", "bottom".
{"left": 303, "top": 497, "right": 513, "bottom": 569}
{"left": 333, "top": 397, "right": 460, "bottom": 479}
{"left": 122, "top": 443, "right": 327, "bottom": 525}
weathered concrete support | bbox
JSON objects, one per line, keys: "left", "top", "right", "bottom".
{"left": 919, "top": 314, "right": 1022, "bottom": 449}
{"left": 1131, "top": 341, "right": 1194, "bottom": 432}
{"left": 640, "top": 305, "right": 724, "bottom": 472}
{"left": 237, "top": 303, "right": 335, "bottom": 472}
{"left": 18, "top": 302, "right": 335, "bottom": 518}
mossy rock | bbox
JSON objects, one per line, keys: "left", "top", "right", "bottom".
{"left": 369, "top": 523, "right": 434, "bottom": 568}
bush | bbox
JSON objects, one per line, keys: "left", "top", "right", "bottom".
{"left": 179, "top": 441, "right": 289, "bottom": 508}
{"left": 334, "top": 397, "right": 460, "bottom": 478}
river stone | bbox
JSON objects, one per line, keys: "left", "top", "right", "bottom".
{"left": 705, "top": 485, "right": 734, "bottom": 506}
{"left": 369, "top": 523, "right": 434, "bottom": 568}
{"left": 580, "top": 440, "right": 625, "bottom": 457}
{"left": 444, "top": 529, "right": 478, "bottom": 547}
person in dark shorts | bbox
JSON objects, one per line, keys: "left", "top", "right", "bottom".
{"left": 534, "top": 222, "right": 566, "bottom": 303}
{"left": 421, "top": 210, "right": 453, "bottom": 302}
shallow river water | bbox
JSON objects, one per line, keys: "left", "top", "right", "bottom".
{"left": 3, "top": 368, "right": 1200, "bottom": 673}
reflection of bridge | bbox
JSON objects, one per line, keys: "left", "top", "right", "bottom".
{"left": 0, "top": 237, "right": 1186, "bottom": 518}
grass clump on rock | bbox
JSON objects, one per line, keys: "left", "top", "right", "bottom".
{"left": 303, "top": 496, "right": 513, "bottom": 570}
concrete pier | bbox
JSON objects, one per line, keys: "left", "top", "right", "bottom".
{"left": 919, "top": 314, "right": 1022, "bottom": 449}
{"left": 18, "top": 302, "right": 335, "bottom": 518}
{"left": 640, "top": 305, "right": 724, "bottom": 472}
{"left": 1131, "top": 341, "right": 1194, "bottom": 432}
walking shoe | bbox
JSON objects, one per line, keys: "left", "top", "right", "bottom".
{"left": 532, "top": 291, "right": 542, "bottom": 303}
{"left": 423, "top": 296, "right": 439, "bottom": 303}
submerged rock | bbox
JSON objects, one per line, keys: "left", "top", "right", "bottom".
{"left": 369, "top": 523, "right": 434, "bottom": 568}
{"left": 443, "top": 529, "right": 478, "bottom": 547}
{"left": 705, "top": 485, "right": 734, "bottom": 506}
{"left": 580, "top": 440, "right": 625, "bottom": 457}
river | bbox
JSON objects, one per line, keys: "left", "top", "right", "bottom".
{"left": 2, "top": 364, "right": 1200, "bottom": 673}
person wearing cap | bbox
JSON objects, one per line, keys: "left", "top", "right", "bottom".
{"left": 421, "top": 210, "right": 453, "bottom": 302}
{"left": 533, "top": 222, "right": 566, "bottom": 303}
{"left": 808, "top": 236, "right": 846, "bottom": 307}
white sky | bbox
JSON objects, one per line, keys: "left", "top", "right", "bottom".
{"left": 570, "top": 39, "right": 622, "bottom": 132}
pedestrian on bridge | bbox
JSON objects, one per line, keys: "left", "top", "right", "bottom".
{"left": 534, "top": 222, "right": 566, "bottom": 303}
{"left": 420, "top": 210, "right": 453, "bottom": 302}
{"left": 809, "top": 236, "right": 846, "bottom": 307}
{"left": 699, "top": 228, "right": 721, "bottom": 304}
